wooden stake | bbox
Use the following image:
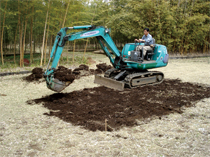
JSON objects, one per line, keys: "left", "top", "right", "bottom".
{"left": 105, "top": 119, "right": 108, "bottom": 131}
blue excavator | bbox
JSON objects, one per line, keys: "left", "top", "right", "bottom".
{"left": 44, "top": 25, "right": 169, "bottom": 92}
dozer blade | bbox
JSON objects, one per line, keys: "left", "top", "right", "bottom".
{"left": 94, "top": 74, "right": 125, "bottom": 91}
{"left": 46, "top": 78, "right": 71, "bottom": 92}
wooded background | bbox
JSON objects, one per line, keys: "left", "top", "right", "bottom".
{"left": 0, "top": 0, "right": 209, "bottom": 66}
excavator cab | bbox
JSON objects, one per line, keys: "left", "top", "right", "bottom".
{"left": 123, "top": 38, "right": 156, "bottom": 62}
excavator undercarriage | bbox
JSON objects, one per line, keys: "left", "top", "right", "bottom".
{"left": 94, "top": 68, "right": 164, "bottom": 91}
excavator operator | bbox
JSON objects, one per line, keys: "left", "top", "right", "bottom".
{"left": 134, "top": 28, "right": 153, "bottom": 57}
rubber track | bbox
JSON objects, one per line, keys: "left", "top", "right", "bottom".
{"left": 124, "top": 71, "right": 164, "bottom": 88}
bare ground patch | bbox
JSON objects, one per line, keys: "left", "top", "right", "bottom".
{"left": 1, "top": 57, "right": 210, "bottom": 156}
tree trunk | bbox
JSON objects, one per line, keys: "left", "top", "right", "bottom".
{"left": 48, "top": 35, "right": 52, "bottom": 58}
{"left": 18, "top": 0, "right": 21, "bottom": 66}
{"left": 22, "top": 14, "right": 28, "bottom": 67}
{"left": 190, "top": 0, "right": 195, "bottom": 17}
{"left": 14, "top": 24, "right": 18, "bottom": 63}
{"left": 0, "top": 1, "right": 7, "bottom": 65}
{"left": 19, "top": 22, "right": 23, "bottom": 67}
{"left": 60, "top": 0, "right": 70, "bottom": 61}
{"left": 184, "top": 0, "right": 188, "bottom": 15}
{"left": 40, "top": 0, "right": 50, "bottom": 66}
{"left": 44, "top": 14, "right": 50, "bottom": 65}
{"left": 10, "top": 42, "right": 11, "bottom": 52}
{"left": 0, "top": 0, "right": 1, "bottom": 49}
{"left": 203, "top": 38, "right": 207, "bottom": 53}
{"left": 30, "top": 6, "right": 34, "bottom": 63}
{"left": 33, "top": 6, "right": 36, "bottom": 57}
{"left": 62, "top": 0, "right": 70, "bottom": 28}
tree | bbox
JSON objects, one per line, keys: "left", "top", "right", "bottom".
{"left": 40, "top": 0, "right": 50, "bottom": 66}
{"left": 0, "top": 0, "right": 209, "bottom": 68}
{"left": 0, "top": 1, "right": 7, "bottom": 65}
{"left": 21, "top": 0, "right": 29, "bottom": 67}
{"left": 30, "top": 5, "right": 34, "bottom": 63}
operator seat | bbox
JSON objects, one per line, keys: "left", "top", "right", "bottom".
{"left": 145, "top": 38, "right": 156, "bottom": 60}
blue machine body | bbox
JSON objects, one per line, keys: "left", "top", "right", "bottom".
{"left": 122, "top": 43, "right": 168, "bottom": 69}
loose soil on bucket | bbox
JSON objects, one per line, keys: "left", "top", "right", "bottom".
{"left": 54, "top": 66, "right": 75, "bottom": 82}
{"left": 28, "top": 79, "right": 210, "bottom": 131}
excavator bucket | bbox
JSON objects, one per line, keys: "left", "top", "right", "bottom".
{"left": 94, "top": 74, "right": 125, "bottom": 91}
{"left": 46, "top": 78, "right": 71, "bottom": 92}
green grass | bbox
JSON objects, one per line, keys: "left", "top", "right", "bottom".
{"left": 0, "top": 53, "right": 88, "bottom": 71}
{"left": 0, "top": 53, "right": 41, "bottom": 69}
{"left": 63, "top": 56, "right": 88, "bottom": 65}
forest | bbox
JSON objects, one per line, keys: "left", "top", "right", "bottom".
{"left": 0, "top": 0, "right": 209, "bottom": 67}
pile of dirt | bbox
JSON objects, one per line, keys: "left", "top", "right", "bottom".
{"left": 75, "top": 64, "right": 89, "bottom": 71}
{"left": 72, "top": 63, "right": 112, "bottom": 78}
{"left": 72, "top": 64, "right": 91, "bottom": 79}
{"left": 94, "top": 63, "right": 112, "bottom": 74}
{"left": 29, "top": 79, "right": 210, "bottom": 131}
{"left": 26, "top": 68, "right": 43, "bottom": 81}
{"left": 54, "top": 66, "right": 75, "bottom": 82}
{"left": 25, "top": 63, "right": 112, "bottom": 82}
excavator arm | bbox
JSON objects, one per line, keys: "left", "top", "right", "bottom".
{"left": 44, "top": 25, "right": 123, "bottom": 92}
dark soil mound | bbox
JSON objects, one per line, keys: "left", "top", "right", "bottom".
{"left": 72, "top": 63, "right": 112, "bottom": 78}
{"left": 26, "top": 63, "right": 112, "bottom": 82}
{"left": 32, "top": 67, "right": 43, "bottom": 74}
{"left": 73, "top": 64, "right": 90, "bottom": 78}
{"left": 94, "top": 63, "right": 112, "bottom": 74}
{"left": 79, "top": 64, "right": 89, "bottom": 71}
{"left": 26, "top": 68, "right": 43, "bottom": 81}
{"left": 73, "top": 65, "right": 89, "bottom": 72}
{"left": 29, "top": 79, "right": 210, "bottom": 132}
{"left": 54, "top": 66, "right": 75, "bottom": 82}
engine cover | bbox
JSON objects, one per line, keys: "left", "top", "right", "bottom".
{"left": 129, "top": 51, "right": 141, "bottom": 62}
